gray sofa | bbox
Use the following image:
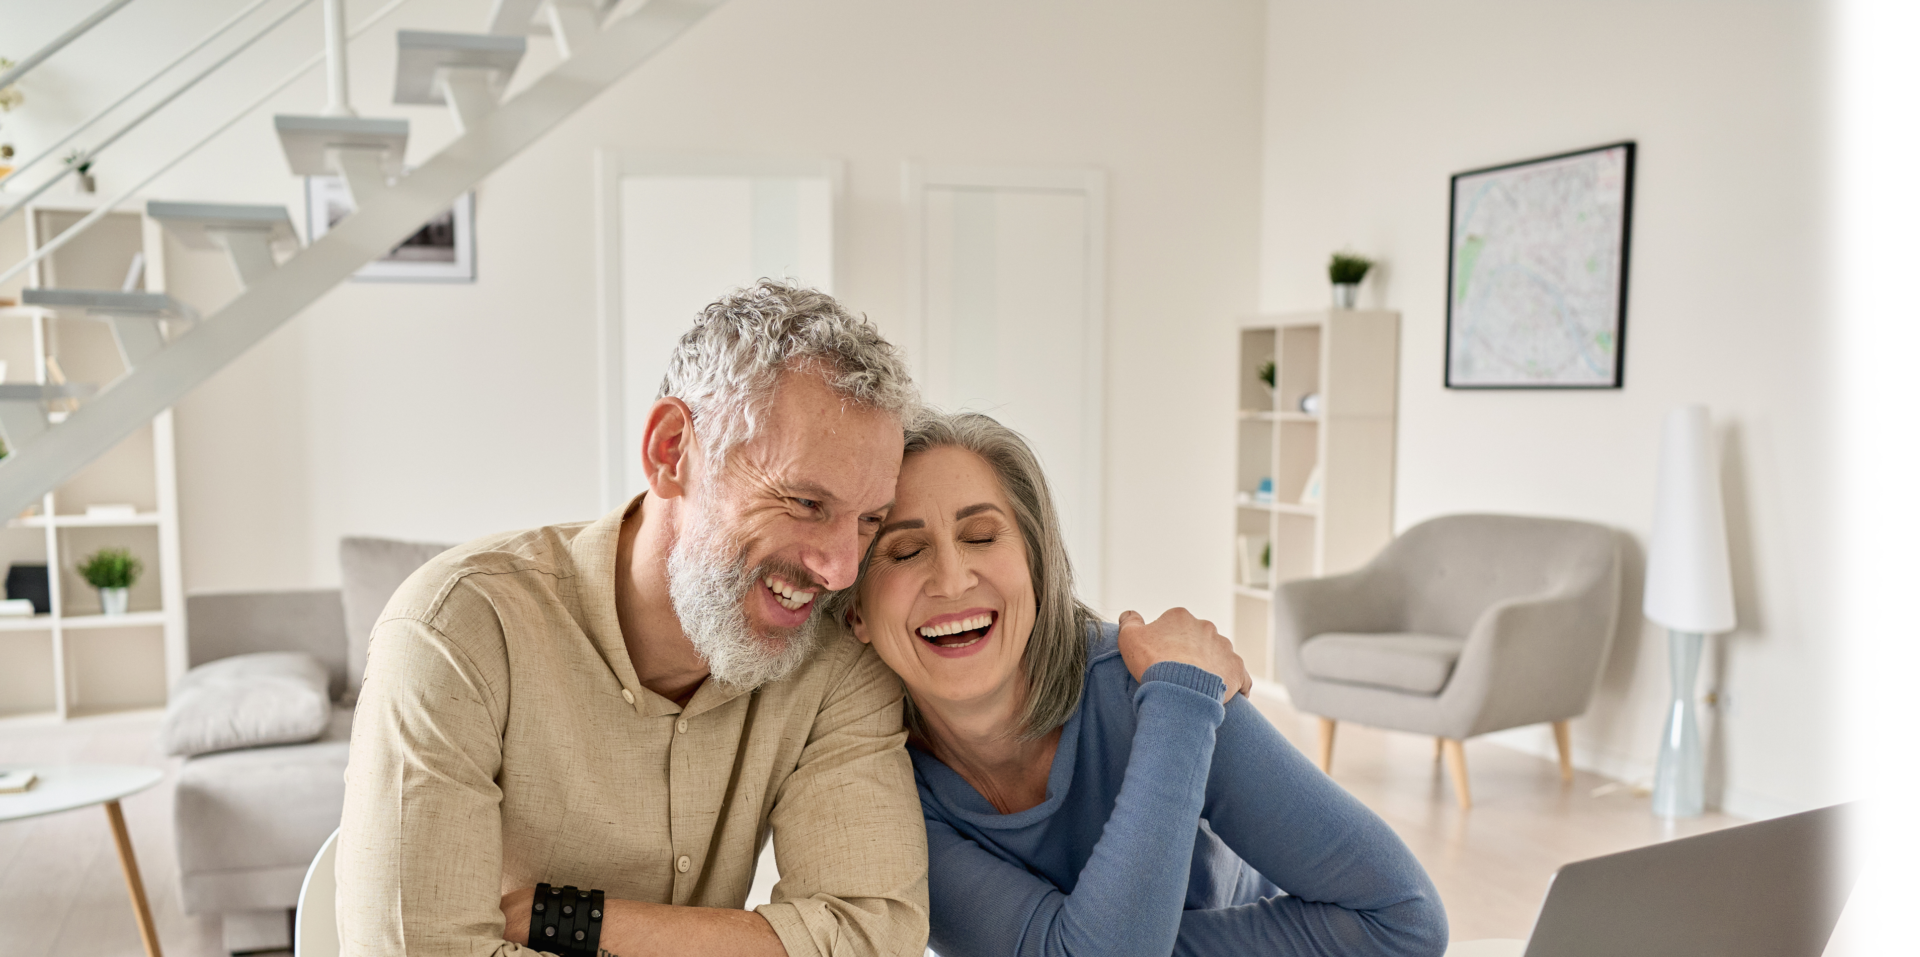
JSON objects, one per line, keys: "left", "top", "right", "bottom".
{"left": 172, "top": 538, "right": 449, "bottom": 954}
{"left": 1271, "top": 513, "right": 1622, "bottom": 809}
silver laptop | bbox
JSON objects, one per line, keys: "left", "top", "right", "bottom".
{"left": 1519, "top": 802, "right": 1856, "bottom": 957}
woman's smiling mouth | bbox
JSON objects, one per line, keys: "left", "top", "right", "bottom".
{"left": 917, "top": 610, "right": 998, "bottom": 652}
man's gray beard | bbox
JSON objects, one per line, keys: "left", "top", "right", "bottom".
{"left": 665, "top": 515, "right": 824, "bottom": 690}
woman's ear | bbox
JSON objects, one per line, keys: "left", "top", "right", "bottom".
{"left": 847, "top": 604, "right": 870, "bottom": 645}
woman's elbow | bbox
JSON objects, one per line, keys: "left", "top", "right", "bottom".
{"left": 1377, "top": 892, "right": 1449, "bottom": 957}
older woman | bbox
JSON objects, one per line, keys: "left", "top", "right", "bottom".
{"left": 834, "top": 412, "right": 1447, "bottom": 957}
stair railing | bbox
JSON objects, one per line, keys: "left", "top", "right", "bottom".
{"left": 0, "top": 0, "right": 142, "bottom": 91}
{"left": 0, "top": 0, "right": 317, "bottom": 227}
{"left": 0, "top": 0, "right": 419, "bottom": 290}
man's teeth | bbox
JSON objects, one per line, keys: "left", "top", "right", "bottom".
{"left": 919, "top": 613, "right": 994, "bottom": 639}
{"left": 764, "top": 576, "right": 816, "bottom": 611}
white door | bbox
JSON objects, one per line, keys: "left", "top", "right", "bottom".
{"left": 908, "top": 165, "right": 1107, "bottom": 608}
{"left": 597, "top": 155, "right": 837, "bottom": 506}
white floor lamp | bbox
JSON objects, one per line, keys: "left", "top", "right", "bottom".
{"left": 1643, "top": 405, "right": 1737, "bottom": 818}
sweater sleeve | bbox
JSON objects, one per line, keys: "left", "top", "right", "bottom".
{"left": 1171, "top": 696, "right": 1448, "bottom": 957}
{"left": 925, "top": 662, "right": 1227, "bottom": 957}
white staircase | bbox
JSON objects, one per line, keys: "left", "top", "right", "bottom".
{"left": 0, "top": 0, "right": 728, "bottom": 519}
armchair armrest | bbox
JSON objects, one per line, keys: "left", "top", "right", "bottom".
{"left": 1444, "top": 572, "right": 1622, "bottom": 737}
{"left": 1271, "top": 566, "right": 1402, "bottom": 681}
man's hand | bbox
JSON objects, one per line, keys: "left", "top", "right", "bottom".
{"left": 1116, "top": 608, "right": 1251, "bottom": 701}
{"left": 501, "top": 887, "right": 534, "bottom": 945}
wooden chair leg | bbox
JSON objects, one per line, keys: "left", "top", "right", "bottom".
{"left": 1316, "top": 717, "right": 1336, "bottom": 774}
{"left": 1552, "top": 720, "right": 1575, "bottom": 782}
{"left": 1441, "top": 739, "right": 1472, "bottom": 808}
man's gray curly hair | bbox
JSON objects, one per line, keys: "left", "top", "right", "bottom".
{"left": 659, "top": 280, "right": 919, "bottom": 468}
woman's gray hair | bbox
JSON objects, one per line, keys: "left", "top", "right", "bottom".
{"left": 659, "top": 279, "right": 919, "bottom": 467}
{"left": 835, "top": 410, "right": 1097, "bottom": 741}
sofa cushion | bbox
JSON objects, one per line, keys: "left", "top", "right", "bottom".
{"left": 340, "top": 536, "right": 452, "bottom": 699}
{"left": 1299, "top": 632, "right": 1465, "bottom": 695}
{"left": 161, "top": 652, "right": 332, "bottom": 757}
{"left": 174, "top": 706, "right": 351, "bottom": 914}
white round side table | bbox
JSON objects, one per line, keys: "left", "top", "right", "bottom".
{"left": 0, "top": 764, "right": 167, "bottom": 957}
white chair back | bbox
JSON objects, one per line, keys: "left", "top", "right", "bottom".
{"left": 295, "top": 827, "right": 340, "bottom": 957}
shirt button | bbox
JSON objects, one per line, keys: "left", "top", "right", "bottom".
{"left": 622, "top": 689, "right": 635, "bottom": 705}
{"left": 676, "top": 855, "right": 691, "bottom": 873}
{"left": 676, "top": 719, "right": 688, "bottom": 734}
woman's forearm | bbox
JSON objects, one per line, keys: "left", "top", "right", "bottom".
{"left": 1180, "top": 697, "right": 1448, "bottom": 957}
{"left": 1018, "top": 662, "right": 1228, "bottom": 957}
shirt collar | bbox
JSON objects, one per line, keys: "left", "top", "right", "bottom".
{"left": 569, "top": 492, "right": 752, "bottom": 718}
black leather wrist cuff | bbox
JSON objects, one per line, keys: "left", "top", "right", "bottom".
{"left": 531, "top": 883, "right": 604, "bottom": 957}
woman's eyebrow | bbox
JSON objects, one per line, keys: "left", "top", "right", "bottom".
{"left": 954, "top": 503, "right": 1005, "bottom": 521}
{"left": 878, "top": 517, "right": 925, "bottom": 536}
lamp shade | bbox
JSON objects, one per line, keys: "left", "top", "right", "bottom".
{"left": 1643, "top": 405, "right": 1737, "bottom": 633}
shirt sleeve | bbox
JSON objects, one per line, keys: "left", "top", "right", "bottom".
{"left": 336, "top": 613, "right": 536, "bottom": 957}
{"left": 925, "top": 662, "right": 1229, "bottom": 957}
{"left": 1172, "top": 696, "right": 1449, "bottom": 957}
{"left": 757, "top": 644, "right": 931, "bottom": 957}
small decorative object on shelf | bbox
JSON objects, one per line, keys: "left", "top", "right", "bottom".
{"left": 1298, "top": 464, "right": 1324, "bottom": 507}
{"left": 0, "top": 768, "right": 35, "bottom": 793}
{"left": 1254, "top": 476, "right": 1275, "bottom": 504}
{"left": 1257, "top": 359, "right": 1277, "bottom": 398}
{"left": 78, "top": 548, "right": 143, "bottom": 616}
{"left": 6, "top": 563, "right": 48, "bottom": 614}
{"left": 1328, "top": 251, "right": 1374, "bottom": 309}
{"left": 1236, "top": 534, "right": 1271, "bottom": 588}
{"left": 1299, "top": 391, "right": 1322, "bottom": 416}
{"left": 0, "top": 598, "right": 31, "bottom": 616}
{"left": 63, "top": 149, "right": 95, "bottom": 195}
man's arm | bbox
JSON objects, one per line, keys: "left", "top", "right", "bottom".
{"left": 338, "top": 612, "right": 527, "bottom": 957}
{"left": 755, "top": 643, "right": 930, "bottom": 957}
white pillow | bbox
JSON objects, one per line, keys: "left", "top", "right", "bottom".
{"left": 161, "top": 652, "right": 333, "bottom": 757}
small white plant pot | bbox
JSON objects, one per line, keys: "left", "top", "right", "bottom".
{"left": 98, "top": 586, "right": 128, "bottom": 616}
{"left": 1331, "top": 283, "right": 1359, "bottom": 310}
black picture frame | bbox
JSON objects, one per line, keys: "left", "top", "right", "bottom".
{"left": 1444, "top": 141, "right": 1635, "bottom": 389}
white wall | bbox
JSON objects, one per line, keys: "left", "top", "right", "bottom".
{"left": 1262, "top": 0, "right": 1837, "bottom": 817}
{"left": 0, "top": 1, "right": 1265, "bottom": 621}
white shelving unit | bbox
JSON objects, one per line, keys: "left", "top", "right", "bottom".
{"left": 0, "top": 192, "right": 187, "bottom": 723}
{"left": 1231, "top": 309, "right": 1398, "bottom": 678}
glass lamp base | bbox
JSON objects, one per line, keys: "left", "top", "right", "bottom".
{"left": 1652, "top": 629, "right": 1705, "bottom": 818}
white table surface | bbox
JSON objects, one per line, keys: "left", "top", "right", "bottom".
{"left": 0, "top": 764, "right": 164, "bottom": 822}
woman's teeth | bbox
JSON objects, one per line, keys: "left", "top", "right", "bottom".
{"left": 764, "top": 575, "right": 815, "bottom": 611}
{"left": 919, "top": 613, "right": 994, "bottom": 646}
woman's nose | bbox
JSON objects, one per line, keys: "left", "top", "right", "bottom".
{"left": 927, "top": 542, "right": 974, "bottom": 598}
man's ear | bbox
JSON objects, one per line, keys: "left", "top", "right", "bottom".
{"left": 641, "top": 397, "right": 700, "bottom": 500}
{"left": 847, "top": 603, "right": 871, "bottom": 645}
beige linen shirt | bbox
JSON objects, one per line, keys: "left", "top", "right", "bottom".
{"left": 336, "top": 498, "right": 928, "bottom": 957}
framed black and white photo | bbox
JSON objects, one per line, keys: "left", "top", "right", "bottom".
{"left": 305, "top": 176, "right": 475, "bottom": 282}
{"left": 1445, "top": 141, "right": 1634, "bottom": 388}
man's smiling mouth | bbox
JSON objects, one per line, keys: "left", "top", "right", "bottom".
{"left": 764, "top": 573, "right": 817, "bottom": 611}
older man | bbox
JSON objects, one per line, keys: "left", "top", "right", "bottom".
{"left": 337, "top": 281, "right": 927, "bottom": 957}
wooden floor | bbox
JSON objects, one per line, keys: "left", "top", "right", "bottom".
{"left": 0, "top": 699, "right": 1850, "bottom": 957}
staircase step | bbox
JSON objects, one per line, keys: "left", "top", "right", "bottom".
{"left": 486, "top": 0, "right": 545, "bottom": 35}
{"left": 0, "top": 384, "right": 98, "bottom": 450}
{"left": 20, "top": 288, "right": 189, "bottom": 316}
{"left": 273, "top": 115, "right": 410, "bottom": 178}
{"left": 394, "top": 31, "right": 526, "bottom": 105}
{"left": 146, "top": 201, "right": 297, "bottom": 249}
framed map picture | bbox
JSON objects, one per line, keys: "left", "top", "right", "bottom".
{"left": 1445, "top": 142, "right": 1635, "bottom": 388}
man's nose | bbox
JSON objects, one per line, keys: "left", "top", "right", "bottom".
{"left": 804, "top": 519, "right": 864, "bottom": 593}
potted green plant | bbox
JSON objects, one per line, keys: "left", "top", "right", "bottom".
{"left": 78, "top": 548, "right": 142, "bottom": 616}
{"left": 1328, "top": 251, "right": 1374, "bottom": 309}
{"left": 1257, "top": 358, "right": 1277, "bottom": 402}
{"left": 63, "top": 149, "right": 94, "bottom": 195}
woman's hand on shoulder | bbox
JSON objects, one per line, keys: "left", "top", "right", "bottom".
{"left": 1116, "top": 608, "right": 1251, "bottom": 701}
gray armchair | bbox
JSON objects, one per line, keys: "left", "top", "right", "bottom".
{"left": 1271, "top": 514, "right": 1622, "bottom": 808}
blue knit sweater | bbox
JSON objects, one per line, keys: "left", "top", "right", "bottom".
{"left": 911, "top": 624, "right": 1448, "bottom": 957}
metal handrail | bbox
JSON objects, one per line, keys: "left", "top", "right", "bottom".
{"left": 0, "top": 0, "right": 418, "bottom": 290}
{"left": 1, "top": 0, "right": 287, "bottom": 191}
{"left": 0, "top": 0, "right": 142, "bottom": 91}
{"left": 0, "top": 0, "right": 317, "bottom": 228}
